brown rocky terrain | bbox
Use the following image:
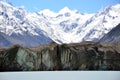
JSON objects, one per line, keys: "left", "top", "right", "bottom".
{"left": 0, "top": 42, "right": 120, "bottom": 71}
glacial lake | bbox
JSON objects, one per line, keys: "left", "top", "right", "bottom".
{"left": 0, "top": 71, "right": 120, "bottom": 80}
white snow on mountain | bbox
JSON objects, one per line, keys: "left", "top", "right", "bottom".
{"left": 0, "top": 1, "right": 52, "bottom": 47}
{"left": 74, "top": 4, "right": 120, "bottom": 42}
{"left": 0, "top": 1, "right": 120, "bottom": 47}
{"left": 33, "top": 7, "right": 94, "bottom": 43}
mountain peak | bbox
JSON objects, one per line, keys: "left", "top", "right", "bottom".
{"left": 59, "top": 7, "right": 71, "bottom": 13}
{"left": 101, "top": 4, "right": 120, "bottom": 12}
{"left": 39, "top": 9, "right": 57, "bottom": 17}
{"left": 0, "top": 0, "right": 13, "bottom": 7}
{"left": 113, "top": 4, "right": 120, "bottom": 8}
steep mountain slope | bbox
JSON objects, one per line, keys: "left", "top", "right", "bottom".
{"left": 0, "top": 32, "right": 13, "bottom": 47}
{"left": 26, "top": 4, "right": 120, "bottom": 43}
{"left": 0, "top": 1, "right": 120, "bottom": 47}
{"left": 74, "top": 4, "right": 120, "bottom": 42}
{"left": 27, "top": 7, "right": 94, "bottom": 43}
{"left": 100, "top": 24, "right": 120, "bottom": 42}
{"left": 0, "top": 1, "right": 52, "bottom": 47}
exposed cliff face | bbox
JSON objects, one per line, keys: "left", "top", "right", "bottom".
{"left": 0, "top": 42, "right": 120, "bottom": 71}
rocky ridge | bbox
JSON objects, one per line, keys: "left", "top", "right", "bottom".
{"left": 0, "top": 42, "right": 120, "bottom": 71}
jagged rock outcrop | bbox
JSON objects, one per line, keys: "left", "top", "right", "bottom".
{"left": 0, "top": 42, "right": 120, "bottom": 71}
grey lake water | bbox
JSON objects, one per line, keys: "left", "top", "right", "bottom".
{"left": 0, "top": 71, "right": 120, "bottom": 80}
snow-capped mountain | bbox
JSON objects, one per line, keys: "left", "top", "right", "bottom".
{"left": 27, "top": 7, "right": 94, "bottom": 43}
{"left": 74, "top": 4, "right": 120, "bottom": 42}
{"left": 27, "top": 4, "right": 120, "bottom": 43}
{"left": 0, "top": 1, "right": 52, "bottom": 47}
{"left": 100, "top": 24, "right": 120, "bottom": 42}
{"left": 0, "top": 1, "right": 120, "bottom": 47}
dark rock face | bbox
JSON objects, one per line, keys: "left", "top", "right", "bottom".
{"left": 100, "top": 24, "right": 120, "bottom": 42}
{"left": 0, "top": 42, "right": 120, "bottom": 71}
{"left": 0, "top": 32, "right": 52, "bottom": 47}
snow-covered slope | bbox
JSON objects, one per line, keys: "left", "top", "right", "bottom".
{"left": 27, "top": 7, "right": 94, "bottom": 43}
{"left": 74, "top": 4, "right": 120, "bottom": 42}
{"left": 0, "top": 1, "right": 120, "bottom": 47}
{"left": 0, "top": 1, "right": 52, "bottom": 47}
{"left": 100, "top": 24, "right": 120, "bottom": 42}
{"left": 27, "top": 4, "right": 120, "bottom": 44}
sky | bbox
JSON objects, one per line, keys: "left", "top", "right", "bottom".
{"left": 4, "top": 0, "right": 120, "bottom": 13}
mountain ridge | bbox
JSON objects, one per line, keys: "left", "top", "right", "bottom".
{"left": 100, "top": 24, "right": 120, "bottom": 42}
{"left": 0, "top": 1, "right": 120, "bottom": 47}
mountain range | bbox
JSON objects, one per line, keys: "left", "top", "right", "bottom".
{"left": 0, "top": 1, "right": 120, "bottom": 47}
